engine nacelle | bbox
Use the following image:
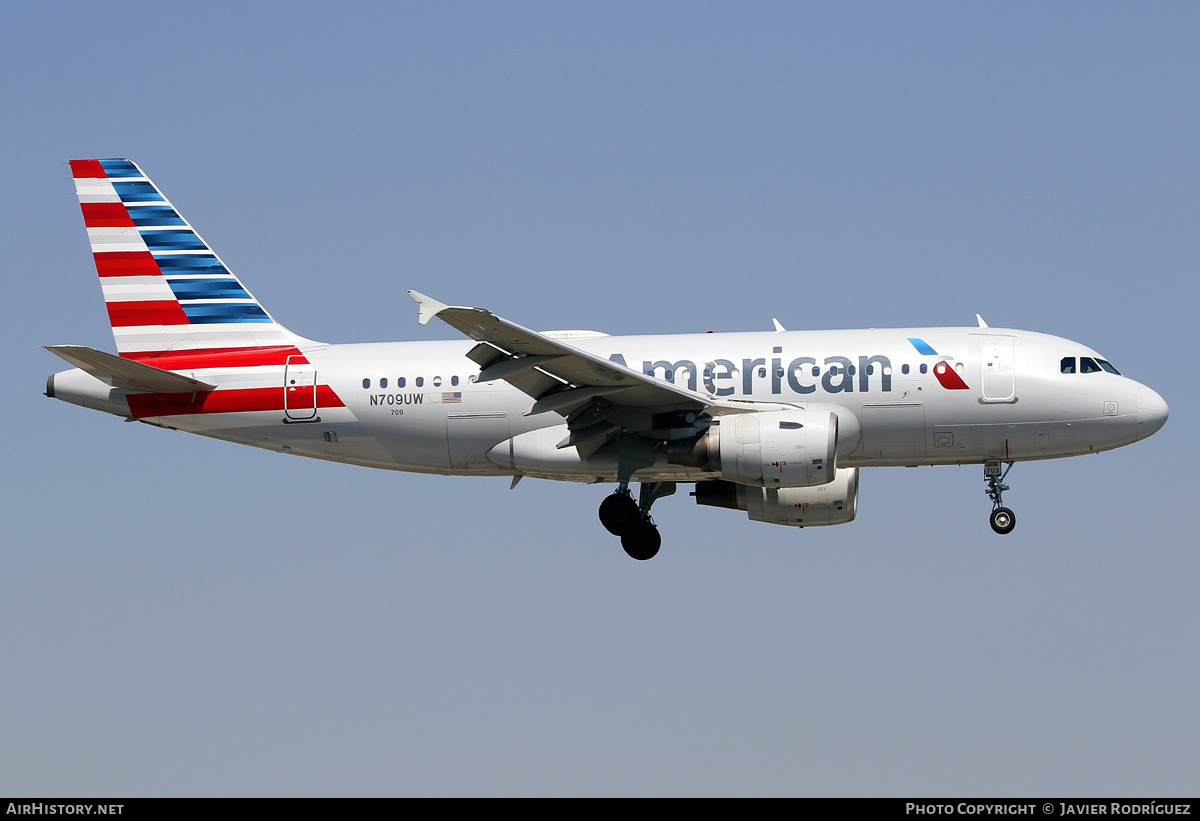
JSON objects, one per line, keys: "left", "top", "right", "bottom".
{"left": 693, "top": 467, "right": 859, "bottom": 528}
{"left": 668, "top": 408, "right": 838, "bottom": 488}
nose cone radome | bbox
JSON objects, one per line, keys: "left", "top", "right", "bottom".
{"left": 1135, "top": 386, "right": 1169, "bottom": 441}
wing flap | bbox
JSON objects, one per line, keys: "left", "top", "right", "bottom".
{"left": 477, "top": 354, "right": 569, "bottom": 383}
{"left": 466, "top": 342, "right": 507, "bottom": 369}
{"left": 527, "top": 385, "right": 632, "bottom": 416}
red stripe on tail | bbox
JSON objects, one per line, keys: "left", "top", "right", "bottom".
{"left": 106, "top": 300, "right": 190, "bottom": 327}
{"left": 93, "top": 252, "right": 161, "bottom": 277}
{"left": 70, "top": 159, "right": 106, "bottom": 178}
{"left": 81, "top": 202, "right": 134, "bottom": 227}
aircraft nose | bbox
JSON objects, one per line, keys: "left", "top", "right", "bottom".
{"left": 1135, "top": 385, "right": 1169, "bottom": 440}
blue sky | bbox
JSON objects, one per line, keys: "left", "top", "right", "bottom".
{"left": 2, "top": 2, "right": 1196, "bottom": 796}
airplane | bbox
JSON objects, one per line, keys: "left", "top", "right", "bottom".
{"left": 45, "top": 158, "right": 1170, "bottom": 560}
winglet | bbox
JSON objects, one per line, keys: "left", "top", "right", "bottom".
{"left": 772, "top": 318, "right": 786, "bottom": 333}
{"left": 976, "top": 313, "right": 989, "bottom": 328}
{"left": 408, "top": 290, "right": 450, "bottom": 325}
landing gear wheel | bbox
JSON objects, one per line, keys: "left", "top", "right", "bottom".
{"left": 990, "top": 506, "right": 1016, "bottom": 535}
{"left": 620, "top": 520, "right": 661, "bottom": 561}
{"left": 983, "top": 461, "right": 1016, "bottom": 536}
{"left": 599, "top": 493, "right": 640, "bottom": 536}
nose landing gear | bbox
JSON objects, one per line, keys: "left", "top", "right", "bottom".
{"left": 598, "top": 481, "right": 675, "bottom": 560}
{"left": 984, "top": 460, "right": 1016, "bottom": 535}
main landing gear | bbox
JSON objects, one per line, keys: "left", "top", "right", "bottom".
{"left": 599, "top": 481, "right": 675, "bottom": 560}
{"left": 984, "top": 460, "right": 1017, "bottom": 535}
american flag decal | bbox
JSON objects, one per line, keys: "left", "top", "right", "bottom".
{"left": 442, "top": 392, "right": 462, "bottom": 404}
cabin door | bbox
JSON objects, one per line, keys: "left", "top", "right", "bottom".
{"left": 979, "top": 336, "right": 1016, "bottom": 403}
{"left": 284, "top": 355, "right": 318, "bottom": 421}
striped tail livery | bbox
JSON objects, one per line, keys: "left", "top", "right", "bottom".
{"left": 48, "top": 159, "right": 340, "bottom": 423}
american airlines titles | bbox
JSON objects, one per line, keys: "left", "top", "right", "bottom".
{"left": 610, "top": 351, "right": 895, "bottom": 396}
{"left": 364, "top": 349, "right": 914, "bottom": 407}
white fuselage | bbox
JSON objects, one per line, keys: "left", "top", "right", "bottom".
{"left": 48, "top": 325, "right": 1169, "bottom": 484}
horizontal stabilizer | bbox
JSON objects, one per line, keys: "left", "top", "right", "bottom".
{"left": 44, "top": 345, "right": 216, "bottom": 392}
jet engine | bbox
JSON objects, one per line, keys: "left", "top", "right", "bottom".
{"left": 692, "top": 468, "right": 859, "bottom": 528}
{"left": 667, "top": 408, "right": 839, "bottom": 487}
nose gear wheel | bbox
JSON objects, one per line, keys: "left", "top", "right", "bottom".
{"left": 984, "top": 460, "right": 1017, "bottom": 535}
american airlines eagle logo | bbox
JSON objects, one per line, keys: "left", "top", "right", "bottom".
{"left": 908, "top": 338, "right": 970, "bottom": 390}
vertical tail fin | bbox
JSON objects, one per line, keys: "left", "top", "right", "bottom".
{"left": 70, "top": 158, "right": 316, "bottom": 367}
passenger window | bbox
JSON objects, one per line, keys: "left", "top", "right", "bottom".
{"left": 362, "top": 378, "right": 370, "bottom": 389}
{"left": 433, "top": 376, "right": 442, "bottom": 387}
{"left": 416, "top": 377, "right": 424, "bottom": 387}
{"left": 919, "top": 364, "right": 928, "bottom": 374}
{"left": 1061, "top": 357, "right": 1076, "bottom": 374}
{"left": 901, "top": 364, "right": 910, "bottom": 375}
{"left": 1080, "top": 357, "right": 1101, "bottom": 374}
{"left": 811, "top": 367, "right": 819, "bottom": 377}
{"left": 848, "top": 365, "right": 856, "bottom": 376}
{"left": 398, "top": 377, "right": 406, "bottom": 388}
{"left": 451, "top": 376, "right": 459, "bottom": 386}
{"left": 380, "top": 377, "right": 388, "bottom": 389}
{"left": 865, "top": 365, "right": 873, "bottom": 375}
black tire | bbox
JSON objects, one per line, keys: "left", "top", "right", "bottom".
{"left": 621, "top": 520, "right": 661, "bottom": 561}
{"left": 599, "top": 493, "right": 640, "bottom": 536}
{"left": 990, "top": 506, "right": 1016, "bottom": 535}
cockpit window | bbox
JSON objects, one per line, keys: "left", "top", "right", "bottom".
{"left": 1080, "top": 357, "right": 1102, "bottom": 374}
{"left": 1097, "top": 359, "right": 1120, "bottom": 375}
{"left": 1060, "top": 357, "right": 1076, "bottom": 374}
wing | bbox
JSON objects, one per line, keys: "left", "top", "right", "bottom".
{"left": 408, "top": 291, "right": 775, "bottom": 459}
